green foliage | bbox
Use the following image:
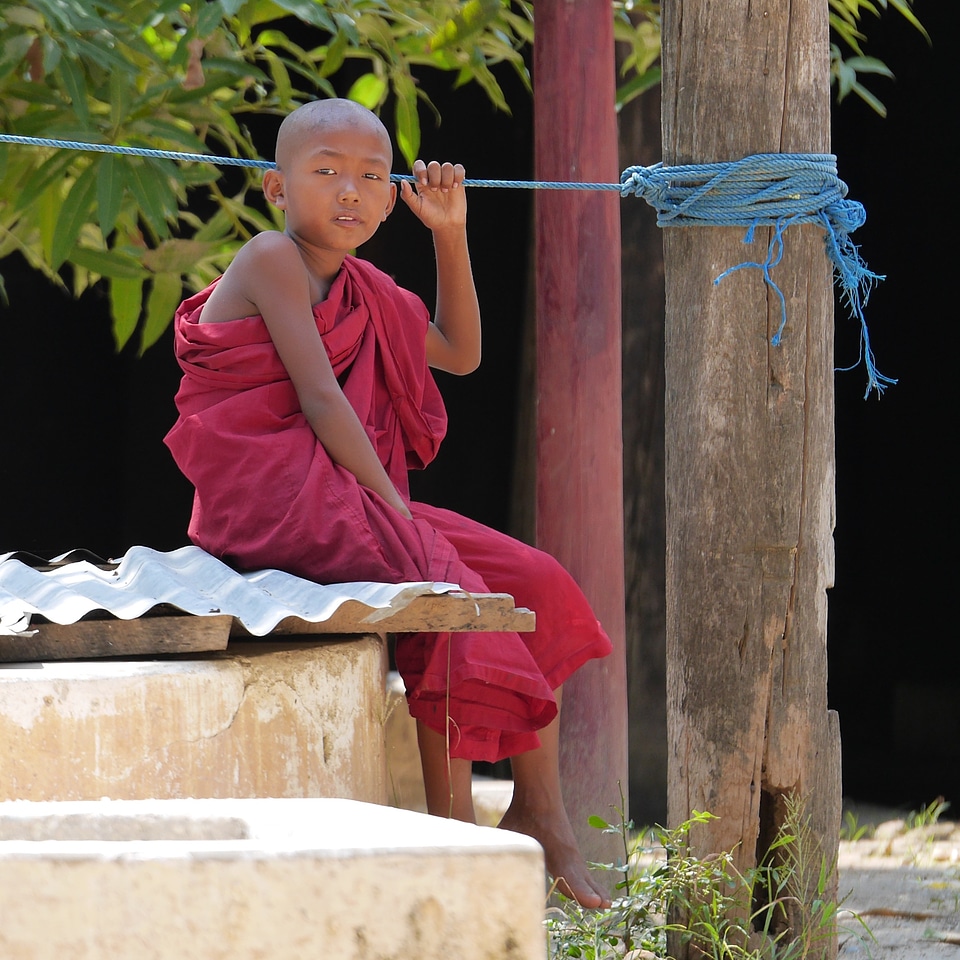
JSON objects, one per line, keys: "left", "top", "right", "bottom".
{"left": 614, "top": 2, "right": 661, "bottom": 110}
{"left": 546, "top": 790, "right": 873, "bottom": 960}
{"left": 0, "top": 0, "right": 928, "bottom": 351}
{"left": 0, "top": 0, "right": 538, "bottom": 351}
{"left": 829, "top": 0, "right": 930, "bottom": 116}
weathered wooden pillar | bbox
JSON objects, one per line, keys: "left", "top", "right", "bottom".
{"left": 661, "top": 0, "right": 842, "bottom": 955}
{"left": 533, "top": 0, "right": 628, "bottom": 871}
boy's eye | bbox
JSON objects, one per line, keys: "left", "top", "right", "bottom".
{"left": 363, "top": 173, "right": 382, "bottom": 180}
{"left": 317, "top": 168, "right": 335, "bottom": 175}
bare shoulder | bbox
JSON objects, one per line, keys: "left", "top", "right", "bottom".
{"left": 200, "top": 231, "right": 304, "bottom": 324}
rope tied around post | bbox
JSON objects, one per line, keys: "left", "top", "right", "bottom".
{"left": 620, "top": 153, "right": 893, "bottom": 398}
{"left": 0, "top": 134, "right": 892, "bottom": 396}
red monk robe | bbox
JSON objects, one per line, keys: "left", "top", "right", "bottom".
{"left": 165, "top": 255, "right": 612, "bottom": 762}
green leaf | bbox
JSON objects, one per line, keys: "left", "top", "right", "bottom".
{"left": 845, "top": 55, "right": 895, "bottom": 77}
{"left": 263, "top": 49, "right": 293, "bottom": 105}
{"left": 347, "top": 72, "right": 388, "bottom": 110}
{"left": 331, "top": 11, "right": 360, "bottom": 45}
{"left": 126, "top": 160, "right": 172, "bottom": 238}
{"left": 392, "top": 73, "right": 420, "bottom": 168}
{"left": 318, "top": 31, "right": 349, "bottom": 79}
{"left": 885, "top": 0, "right": 930, "bottom": 41}
{"left": 109, "top": 275, "right": 144, "bottom": 351}
{"left": 850, "top": 80, "right": 888, "bottom": 116}
{"left": 142, "top": 238, "right": 221, "bottom": 273}
{"left": 52, "top": 165, "right": 98, "bottom": 270}
{"left": 56, "top": 54, "right": 89, "bottom": 125}
{"left": 196, "top": 1, "right": 225, "bottom": 36}
{"left": 428, "top": 0, "right": 503, "bottom": 52}
{"left": 36, "top": 186, "right": 59, "bottom": 264}
{"left": 269, "top": 0, "right": 336, "bottom": 32}
{"left": 12, "top": 150, "right": 77, "bottom": 214}
{"left": 616, "top": 66, "right": 662, "bottom": 110}
{"left": 39, "top": 34, "right": 62, "bottom": 75}
{"left": 464, "top": 62, "right": 509, "bottom": 113}
{"left": 3, "top": 6, "right": 45, "bottom": 29}
{"left": 69, "top": 245, "right": 147, "bottom": 280}
{"left": 96, "top": 154, "right": 125, "bottom": 238}
{"left": 588, "top": 815, "right": 611, "bottom": 830}
{"left": 0, "top": 32, "right": 34, "bottom": 84}
{"left": 140, "top": 271, "right": 183, "bottom": 353}
{"left": 108, "top": 68, "right": 130, "bottom": 130}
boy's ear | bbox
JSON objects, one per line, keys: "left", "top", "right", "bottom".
{"left": 381, "top": 182, "right": 398, "bottom": 221}
{"left": 262, "top": 169, "right": 286, "bottom": 209}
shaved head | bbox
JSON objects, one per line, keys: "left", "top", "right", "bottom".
{"left": 275, "top": 99, "right": 393, "bottom": 170}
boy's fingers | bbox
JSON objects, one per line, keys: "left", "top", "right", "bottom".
{"left": 438, "top": 162, "right": 456, "bottom": 190}
{"left": 424, "top": 160, "right": 443, "bottom": 187}
{"left": 413, "top": 160, "right": 466, "bottom": 191}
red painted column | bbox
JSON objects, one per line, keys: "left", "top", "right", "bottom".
{"left": 533, "top": 0, "right": 628, "bottom": 864}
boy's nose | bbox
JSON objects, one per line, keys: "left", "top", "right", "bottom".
{"left": 338, "top": 178, "right": 361, "bottom": 202}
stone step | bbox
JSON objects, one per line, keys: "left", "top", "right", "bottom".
{"left": 0, "top": 638, "right": 388, "bottom": 804}
{"left": 0, "top": 796, "right": 547, "bottom": 960}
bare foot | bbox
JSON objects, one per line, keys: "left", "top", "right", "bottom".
{"left": 498, "top": 802, "right": 611, "bottom": 909}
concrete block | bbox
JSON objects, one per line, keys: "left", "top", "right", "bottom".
{"left": 0, "top": 796, "right": 547, "bottom": 960}
{"left": 384, "top": 669, "right": 428, "bottom": 813}
{"left": 0, "top": 638, "right": 387, "bottom": 804}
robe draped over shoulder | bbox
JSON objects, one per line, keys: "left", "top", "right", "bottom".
{"left": 165, "top": 254, "right": 611, "bottom": 761}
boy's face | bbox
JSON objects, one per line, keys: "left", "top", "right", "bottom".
{"left": 266, "top": 117, "right": 397, "bottom": 255}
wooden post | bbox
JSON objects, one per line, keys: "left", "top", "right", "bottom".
{"left": 661, "top": 0, "right": 842, "bottom": 956}
{"left": 533, "top": 0, "right": 628, "bottom": 873}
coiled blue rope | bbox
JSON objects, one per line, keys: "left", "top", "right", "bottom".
{"left": 621, "top": 153, "right": 892, "bottom": 397}
{"left": 0, "top": 133, "right": 891, "bottom": 396}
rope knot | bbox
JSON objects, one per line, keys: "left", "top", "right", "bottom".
{"left": 825, "top": 198, "right": 867, "bottom": 233}
{"left": 620, "top": 163, "right": 666, "bottom": 205}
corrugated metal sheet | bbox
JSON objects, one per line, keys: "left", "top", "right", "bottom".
{"left": 0, "top": 545, "right": 460, "bottom": 638}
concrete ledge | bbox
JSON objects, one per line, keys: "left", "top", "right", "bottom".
{"left": 0, "top": 797, "right": 546, "bottom": 960}
{"left": 0, "top": 638, "right": 387, "bottom": 804}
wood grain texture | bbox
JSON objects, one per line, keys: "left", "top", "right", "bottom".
{"left": 533, "top": 0, "right": 629, "bottom": 885}
{"left": 661, "top": 0, "right": 841, "bottom": 953}
{"left": 1, "top": 612, "right": 232, "bottom": 662}
{"left": 230, "top": 592, "right": 536, "bottom": 636}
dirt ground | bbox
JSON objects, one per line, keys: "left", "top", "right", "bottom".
{"left": 836, "top": 803, "right": 960, "bottom": 959}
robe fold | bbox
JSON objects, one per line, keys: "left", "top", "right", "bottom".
{"left": 165, "top": 254, "right": 612, "bottom": 761}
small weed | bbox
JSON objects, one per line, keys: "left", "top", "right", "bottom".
{"left": 839, "top": 809, "right": 873, "bottom": 842}
{"left": 904, "top": 797, "right": 950, "bottom": 831}
{"left": 546, "top": 788, "right": 872, "bottom": 960}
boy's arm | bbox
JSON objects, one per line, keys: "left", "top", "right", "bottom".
{"left": 230, "top": 233, "right": 413, "bottom": 520}
{"left": 401, "top": 161, "right": 481, "bottom": 375}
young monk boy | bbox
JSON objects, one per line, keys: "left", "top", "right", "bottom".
{"left": 165, "top": 98, "right": 613, "bottom": 908}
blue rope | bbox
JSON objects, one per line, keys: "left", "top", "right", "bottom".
{"left": 0, "top": 134, "right": 890, "bottom": 396}
{"left": 621, "top": 153, "right": 893, "bottom": 397}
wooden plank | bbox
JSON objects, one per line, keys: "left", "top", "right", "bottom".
{"left": 0, "top": 613, "right": 233, "bottom": 662}
{"left": 1, "top": 593, "right": 533, "bottom": 663}
{"left": 230, "top": 592, "right": 535, "bottom": 637}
